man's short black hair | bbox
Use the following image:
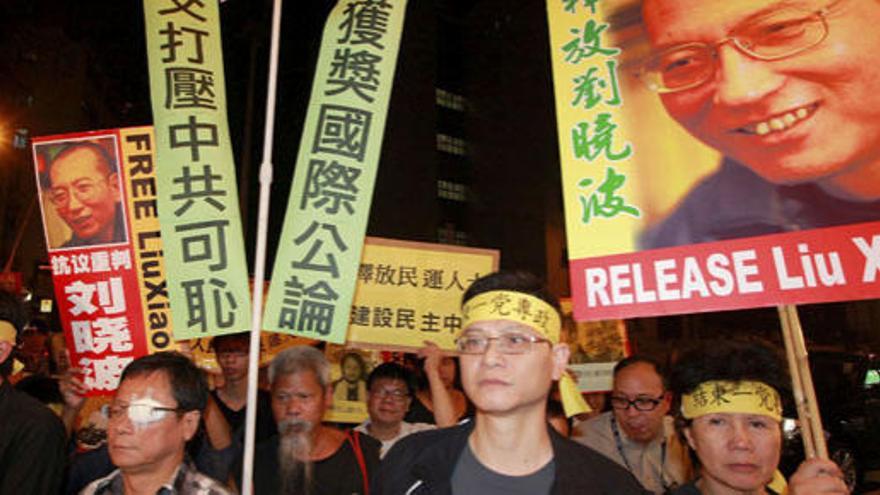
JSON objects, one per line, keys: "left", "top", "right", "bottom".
{"left": 462, "top": 270, "right": 560, "bottom": 315}
{"left": 42, "top": 141, "right": 117, "bottom": 189}
{"left": 0, "top": 290, "right": 27, "bottom": 377}
{"left": 613, "top": 354, "right": 668, "bottom": 390}
{"left": 367, "top": 362, "right": 416, "bottom": 397}
{"left": 119, "top": 351, "right": 208, "bottom": 413}
{"left": 210, "top": 331, "right": 251, "bottom": 352}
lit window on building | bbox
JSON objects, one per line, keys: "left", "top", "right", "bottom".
{"left": 436, "top": 133, "right": 467, "bottom": 156}
{"left": 437, "top": 180, "right": 467, "bottom": 202}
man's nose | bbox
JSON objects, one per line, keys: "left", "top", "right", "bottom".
{"left": 67, "top": 192, "right": 85, "bottom": 212}
{"left": 712, "top": 44, "right": 785, "bottom": 107}
{"left": 480, "top": 338, "right": 505, "bottom": 367}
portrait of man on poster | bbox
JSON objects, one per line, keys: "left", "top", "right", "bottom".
{"left": 36, "top": 138, "right": 127, "bottom": 249}
{"left": 633, "top": 0, "right": 880, "bottom": 249}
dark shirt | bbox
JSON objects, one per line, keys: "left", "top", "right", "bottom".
{"left": 247, "top": 431, "right": 380, "bottom": 495}
{"left": 0, "top": 379, "right": 67, "bottom": 495}
{"left": 451, "top": 443, "right": 555, "bottom": 495}
{"left": 404, "top": 394, "right": 475, "bottom": 425}
{"left": 374, "top": 420, "right": 648, "bottom": 495}
{"left": 640, "top": 158, "right": 880, "bottom": 250}
{"left": 210, "top": 388, "right": 277, "bottom": 443}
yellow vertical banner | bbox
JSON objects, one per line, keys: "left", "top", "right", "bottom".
{"left": 143, "top": 0, "right": 252, "bottom": 340}
{"left": 546, "top": 2, "right": 641, "bottom": 260}
{"left": 346, "top": 237, "right": 499, "bottom": 351}
{"left": 118, "top": 127, "right": 179, "bottom": 354}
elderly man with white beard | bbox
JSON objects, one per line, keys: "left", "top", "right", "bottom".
{"left": 239, "top": 346, "right": 380, "bottom": 494}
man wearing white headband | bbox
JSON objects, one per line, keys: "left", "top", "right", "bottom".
{"left": 0, "top": 291, "right": 66, "bottom": 495}
{"left": 374, "top": 271, "right": 646, "bottom": 494}
{"left": 669, "top": 340, "right": 849, "bottom": 495}
{"left": 81, "top": 351, "right": 232, "bottom": 494}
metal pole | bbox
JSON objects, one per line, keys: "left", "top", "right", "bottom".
{"left": 241, "top": 0, "right": 282, "bottom": 492}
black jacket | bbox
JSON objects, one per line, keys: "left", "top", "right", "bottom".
{"left": 373, "top": 420, "right": 649, "bottom": 495}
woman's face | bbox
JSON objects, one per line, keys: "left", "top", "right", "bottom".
{"left": 685, "top": 412, "right": 782, "bottom": 493}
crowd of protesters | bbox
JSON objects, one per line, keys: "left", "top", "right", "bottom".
{"left": 0, "top": 271, "right": 852, "bottom": 494}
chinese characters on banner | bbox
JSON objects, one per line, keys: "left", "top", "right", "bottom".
{"left": 143, "top": 0, "right": 251, "bottom": 339}
{"left": 347, "top": 237, "right": 499, "bottom": 351}
{"left": 32, "top": 127, "right": 175, "bottom": 395}
{"left": 547, "top": 2, "right": 880, "bottom": 322}
{"left": 263, "top": 0, "right": 409, "bottom": 344}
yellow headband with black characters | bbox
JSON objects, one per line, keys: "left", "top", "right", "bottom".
{"left": 459, "top": 290, "right": 589, "bottom": 418}
{"left": 0, "top": 320, "right": 15, "bottom": 344}
{"left": 460, "top": 291, "right": 561, "bottom": 343}
{"left": 681, "top": 380, "right": 782, "bottom": 422}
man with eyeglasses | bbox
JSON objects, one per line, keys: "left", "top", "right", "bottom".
{"left": 374, "top": 271, "right": 645, "bottom": 495}
{"left": 636, "top": 0, "right": 880, "bottom": 249}
{"left": 574, "top": 356, "right": 692, "bottom": 493}
{"left": 81, "top": 351, "right": 232, "bottom": 494}
{"left": 44, "top": 141, "right": 126, "bottom": 249}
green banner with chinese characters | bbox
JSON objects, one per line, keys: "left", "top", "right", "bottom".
{"left": 143, "top": 0, "right": 251, "bottom": 339}
{"left": 263, "top": 0, "right": 408, "bottom": 343}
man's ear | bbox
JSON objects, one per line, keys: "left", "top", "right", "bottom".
{"left": 324, "top": 384, "right": 334, "bottom": 409}
{"left": 551, "top": 343, "right": 571, "bottom": 381}
{"left": 181, "top": 410, "right": 201, "bottom": 441}
{"left": 108, "top": 172, "right": 121, "bottom": 201}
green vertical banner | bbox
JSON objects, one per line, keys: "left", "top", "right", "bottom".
{"left": 143, "top": 0, "right": 251, "bottom": 339}
{"left": 263, "top": 0, "right": 408, "bottom": 344}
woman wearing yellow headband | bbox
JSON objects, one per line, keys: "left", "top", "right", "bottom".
{"left": 669, "top": 340, "right": 849, "bottom": 495}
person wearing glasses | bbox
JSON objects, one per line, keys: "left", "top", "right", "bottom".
{"left": 354, "top": 356, "right": 456, "bottom": 458}
{"left": 373, "top": 271, "right": 645, "bottom": 495}
{"left": 81, "top": 351, "right": 232, "bottom": 495}
{"left": 43, "top": 141, "right": 126, "bottom": 249}
{"left": 637, "top": 0, "right": 880, "bottom": 250}
{"left": 668, "top": 339, "right": 849, "bottom": 495}
{"left": 574, "top": 356, "right": 693, "bottom": 493}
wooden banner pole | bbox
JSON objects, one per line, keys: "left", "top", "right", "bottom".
{"left": 777, "top": 304, "right": 828, "bottom": 460}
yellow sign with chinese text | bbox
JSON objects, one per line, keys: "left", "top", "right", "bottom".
{"left": 346, "top": 237, "right": 499, "bottom": 351}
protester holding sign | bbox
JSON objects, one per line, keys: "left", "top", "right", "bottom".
{"left": 374, "top": 271, "right": 644, "bottom": 495}
{"left": 669, "top": 339, "right": 849, "bottom": 495}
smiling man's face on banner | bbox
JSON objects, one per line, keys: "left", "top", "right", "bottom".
{"left": 641, "top": 0, "right": 880, "bottom": 198}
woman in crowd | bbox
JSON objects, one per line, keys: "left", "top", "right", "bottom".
{"left": 404, "top": 348, "right": 472, "bottom": 424}
{"left": 669, "top": 339, "right": 849, "bottom": 495}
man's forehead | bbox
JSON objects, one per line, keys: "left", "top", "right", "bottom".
{"left": 642, "top": 0, "right": 795, "bottom": 45}
{"left": 614, "top": 362, "right": 664, "bottom": 392}
{"left": 463, "top": 319, "right": 540, "bottom": 336}
{"left": 371, "top": 377, "right": 407, "bottom": 391}
{"left": 117, "top": 371, "right": 173, "bottom": 401}
{"left": 273, "top": 369, "right": 322, "bottom": 390}
{"left": 50, "top": 146, "right": 110, "bottom": 181}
